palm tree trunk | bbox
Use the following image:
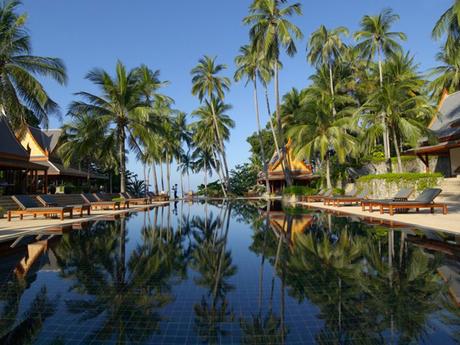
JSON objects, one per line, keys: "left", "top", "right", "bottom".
{"left": 325, "top": 157, "right": 332, "bottom": 189}
{"left": 392, "top": 128, "right": 403, "bottom": 173}
{"left": 180, "top": 173, "right": 184, "bottom": 197}
{"left": 274, "top": 60, "right": 292, "bottom": 186}
{"left": 378, "top": 48, "right": 391, "bottom": 173}
{"left": 109, "top": 172, "right": 112, "bottom": 193}
{"left": 212, "top": 149, "right": 228, "bottom": 197}
{"left": 159, "top": 158, "right": 165, "bottom": 192}
{"left": 119, "top": 127, "right": 127, "bottom": 193}
{"left": 329, "top": 64, "right": 337, "bottom": 117}
{"left": 152, "top": 163, "right": 159, "bottom": 195}
{"left": 209, "top": 99, "right": 230, "bottom": 189}
{"left": 143, "top": 164, "right": 147, "bottom": 195}
{"left": 204, "top": 157, "right": 208, "bottom": 196}
{"left": 253, "top": 77, "right": 270, "bottom": 195}
{"left": 166, "top": 155, "right": 171, "bottom": 195}
{"left": 187, "top": 171, "right": 190, "bottom": 193}
{"left": 264, "top": 86, "right": 281, "bottom": 156}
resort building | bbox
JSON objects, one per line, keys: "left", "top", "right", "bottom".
{"left": 258, "top": 140, "right": 318, "bottom": 193}
{"left": 0, "top": 116, "right": 48, "bottom": 195}
{"left": 405, "top": 91, "right": 460, "bottom": 176}
{"left": 18, "top": 126, "right": 108, "bottom": 190}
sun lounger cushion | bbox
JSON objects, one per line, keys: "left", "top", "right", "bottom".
{"left": 12, "top": 195, "right": 43, "bottom": 209}
{"left": 414, "top": 188, "right": 442, "bottom": 203}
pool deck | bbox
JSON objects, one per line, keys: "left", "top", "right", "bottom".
{"left": 298, "top": 201, "right": 460, "bottom": 235}
{"left": 0, "top": 202, "right": 169, "bottom": 243}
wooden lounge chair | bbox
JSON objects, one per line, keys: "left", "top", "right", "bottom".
{"left": 305, "top": 189, "right": 333, "bottom": 202}
{"left": 36, "top": 194, "right": 91, "bottom": 217}
{"left": 324, "top": 187, "right": 358, "bottom": 206}
{"left": 81, "top": 193, "right": 121, "bottom": 210}
{"left": 8, "top": 195, "right": 73, "bottom": 221}
{"left": 120, "top": 192, "right": 148, "bottom": 205}
{"left": 328, "top": 189, "right": 369, "bottom": 207}
{"left": 94, "top": 192, "right": 129, "bottom": 209}
{"left": 378, "top": 188, "right": 447, "bottom": 216}
{"left": 361, "top": 188, "right": 414, "bottom": 212}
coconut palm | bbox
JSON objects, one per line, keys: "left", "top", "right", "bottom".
{"left": 0, "top": 0, "right": 67, "bottom": 129}
{"left": 429, "top": 44, "right": 460, "bottom": 101}
{"left": 432, "top": 0, "right": 460, "bottom": 46}
{"left": 288, "top": 92, "right": 357, "bottom": 189}
{"left": 244, "top": 0, "right": 303, "bottom": 186}
{"left": 235, "top": 44, "right": 270, "bottom": 195}
{"left": 191, "top": 99, "right": 234, "bottom": 197}
{"left": 191, "top": 56, "right": 232, "bottom": 190}
{"left": 354, "top": 8, "right": 406, "bottom": 172}
{"left": 362, "top": 53, "right": 434, "bottom": 172}
{"left": 307, "top": 25, "right": 349, "bottom": 116}
{"left": 69, "top": 61, "right": 152, "bottom": 193}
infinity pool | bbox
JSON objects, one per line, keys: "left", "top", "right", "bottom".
{"left": 0, "top": 201, "right": 459, "bottom": 344}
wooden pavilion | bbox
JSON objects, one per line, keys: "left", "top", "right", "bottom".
{"left": 257, "top": 140, "right": 319, "bottom": 193}
{"left": 0, "top": 116, "right": 48, "bottom": 195}
{"left": 19, "top": 125, "right": 108, "bottom": 188}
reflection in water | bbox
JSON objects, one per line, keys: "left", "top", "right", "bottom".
{"left": 0, "top": 201, "right": 457, "bottom": 344}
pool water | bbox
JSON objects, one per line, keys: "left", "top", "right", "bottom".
{"left": 0, "top": 200, "right": 459, "bottom": 344}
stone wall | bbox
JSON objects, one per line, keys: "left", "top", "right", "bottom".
{"left": 369, "top": 157, "right": 442, "bottom": 175}
{"left": 354, "top": 176, "right": 444, "bottom": 199}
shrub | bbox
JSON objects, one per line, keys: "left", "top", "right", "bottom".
{"left": 283, "top": 186, "right": 317, "bottom": 196}
{"left": 63, "top": 183, "right": 75, "bottom": 194}
{"left": 48, "top": 185, "right": 56, "bottom": 194}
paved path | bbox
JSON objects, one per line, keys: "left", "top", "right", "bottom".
{"left": 298, "top": 202, "right": 460, "bottom": 235}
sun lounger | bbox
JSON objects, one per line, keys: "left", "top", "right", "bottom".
{"left": 361, "top": 188, "right": 414, "bottom": 212}
{"left": 305, "top": 189, "right": 333, "bottom": 202}
{"left": 324, "top": 187, "right": 358, "bottom": 205}
{"left": 328, "top": 189, "right": 369, "bottom": 207}
{"left": 378, "top": 188, "right": 447, "bottom": 216}
{"left": 81, "top": 193, "right": 121, "bottom": 210}
{"left": 120, "top": 192, "right": 148, "bottom": 205}
{"left": 8, "top": 195, "right": 73, "bottom": 221}
{"left": 94, "top": 192, "right": 129, "bottom": 209}
{"left": 36, "top": 194, "right": 91, "bottom": 217}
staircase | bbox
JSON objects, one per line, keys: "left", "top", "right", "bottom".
{"left": 438, "top": 177, "right": 460, "bottom": 205}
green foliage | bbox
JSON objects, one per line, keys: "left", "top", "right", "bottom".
{"left": 357, "top": 173, "right": 442, "bottom": 191}
{"left": 333, "top": 188, "right": 345, "bottom": 195}
{"left": 283, "top": 186, "right": 317, "bottom": 196}
{"left": 197, "top": 181, "right": 223, "bottom": 197}
{"left": 63, "top": 183, "right": 75, "bottom": 194}
{"left": 246, "top": 129, "right": 274, "bottom": 169}
{"left": 229, "top": 164, "right": 258, "bottom": 196}
{"left": 0, "top": 206, "right": 4, "bottom": 218}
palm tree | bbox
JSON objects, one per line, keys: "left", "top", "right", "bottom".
{"left": 432, "top": 0, "right": 460, "bottom": 46}
{"left": 288, "top": 93, "right": 356, "bottom": 189}
{"left": 244, "top": 0, "right": 303, "bottom": 186}
{"left": 429, "top": 44, "right": 460, "bottom": 101}
{"left": 354, "top": 8, "right": 406, "bottom": 172}
{"left": 59, "top": 112, "right": 118, "bottom": 189}
{"left": 178, "top": 151, "right": 193, "bottom": 194}
{"left": 307, "top": 25, "right": 349, "bottom": 116}
{"left": 191, "top": 99, "right": 234, "bottom": 197}
{"left": 69, "top": 61, "right": 150, "bottom": 193}
{"left": 234, "top": 44, "right": 270, "bottom": 195}
{"left": 0, "top": 0, "right": 67, "bottom": 129}
{"left": 362, "top": 53, "right": 434, "bottom": 172}
{"left": 191, "top": 56, "right": 232, "bottom": 191}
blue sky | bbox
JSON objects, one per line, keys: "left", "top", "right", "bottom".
{"left": 23, "top": 0, "right": 451, "bottom": 190}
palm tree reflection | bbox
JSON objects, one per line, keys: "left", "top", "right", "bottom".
{"left": 191, "top": 203, "right": 237, "bottom": 344}
{"left": 56, "top": 209, "right": 188, "bottom": 343}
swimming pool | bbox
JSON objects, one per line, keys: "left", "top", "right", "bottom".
{"left": 0, "top": 200, "right": 458, "bottom": 344}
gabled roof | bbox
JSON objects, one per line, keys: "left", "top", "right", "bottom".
{"left": 28, "top": 126, "right": 62, "bottom": 154}
{"left": 0, "top": 115, "right": 30, "bottom": 160}
{"left": 430, "top": 91, "right": 460, "bottom": 141}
